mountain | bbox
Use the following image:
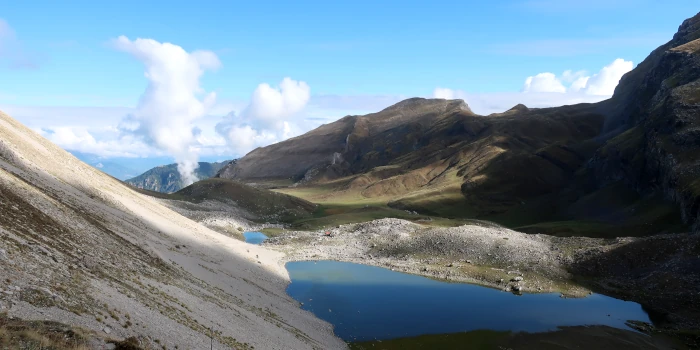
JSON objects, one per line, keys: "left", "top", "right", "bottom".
{"left": 126, "top": 160, "right": 233, "bottom": 193}
{"left": 218, "top": 12, "right": 700, "bottom": 238}
{"left": 0, "top": 111, "right": 344, "bottom": 348}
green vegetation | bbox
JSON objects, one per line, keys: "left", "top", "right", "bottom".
{"left": 0, "top": 312, "right": 97, "bottom": 350}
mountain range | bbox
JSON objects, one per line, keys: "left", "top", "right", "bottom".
{"left": 125, "top": 160, "right": 234, "bottom": 193}
{"left": 1, "top": 10, "right": 699, "bottom": 349}
{"left": 218, "top": 13, "right": 700, "bottom": 238}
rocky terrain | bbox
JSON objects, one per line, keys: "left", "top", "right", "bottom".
{"left": 265, "top": 218, "right": 700, "bottom": 337}
{"left": 126, "top": 160, "right": 233, "bottom": 193}
{"left": 218, "top": 12, "right": 700, "bottom": 239}
{"left": 0, "top": 111, "right": 346, "bottom": 349}
{"left": 266, "top": 219, "right": 590, "bottom": 295}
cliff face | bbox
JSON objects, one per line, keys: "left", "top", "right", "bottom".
{"left": 592, "top": 12, "right": 700, "bottom": 231}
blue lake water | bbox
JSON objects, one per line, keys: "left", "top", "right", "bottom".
{"left": 285, "top": 260, "right": 651, "bottom": 342}
{"left": 243, "top": 231, "right": 268, "bottom": 245}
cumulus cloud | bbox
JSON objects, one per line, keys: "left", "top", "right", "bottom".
{"left": 522, "top": 72, "right": 567, "bottom": 93}
{"left": 112, "top": 36, "right": 221, "bottom": 185}
{"left": 245, "top": 77, "right": 310, "bottom": 125}
{"left": 216, "top": 77, "right": 310, "bottom": 156}
{"left": 583, "top": 58, "right": 634, "bottom": 95}
{"left": 521, "top": 58, "right": 634, "bottom": 95}
{"left": 39, "top": 126, "right": 150, "bottom": 158}
{"left": 432, "top": 59, "right": 634, "bottom": 114}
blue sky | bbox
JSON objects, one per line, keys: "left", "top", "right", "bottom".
{"left": 0, "top": 1, "right": 697, "bottom": 179}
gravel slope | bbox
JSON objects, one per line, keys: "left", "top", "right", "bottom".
{"left": 265, "top": 218, "right": 594, "bottom": 296}
{"left": 0, "top": 111, "right": 346, "bottom": 349}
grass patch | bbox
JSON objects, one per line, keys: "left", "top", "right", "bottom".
{"left": 0, "top": 312, "right": 97, "bottom": 349}
{"left": 260, "top": 227, "right": 286, "bottom": 237}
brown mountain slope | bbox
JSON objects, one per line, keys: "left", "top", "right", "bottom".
{"left": 217, "top": 98, "right": 471, "bottom": 182}
{"left": 0, "top": 111, "right": 345, "bottom": 349}
{"left": 219, "top": 12, "right": 700, "bottom": 237}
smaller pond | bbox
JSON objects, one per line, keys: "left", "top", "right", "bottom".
{"left": 243, "top": 231, "right": 268, "bottom": 245}
{"left": 286, "top": 260, "right": 651, "bottom": 343}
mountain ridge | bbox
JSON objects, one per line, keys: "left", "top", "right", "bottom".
{"left": 218, "top": 12, "right": 700, "bottom": 236}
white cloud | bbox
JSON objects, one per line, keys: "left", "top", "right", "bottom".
{"left": 112, "top": 36, "right": 221, "bottom": 185}
{"left": 521, "top": 58, "right": 633, "bottom": 95}
{"left": 433, "top": 87, "right": 457, "bottom": 100}
{"left": 38, "top": 126, "right": 152, "bottom": 158}
{"left": 583, "top": 58, "right": 634, "bottom": 95}
{"left": 522, "top": 72, "right": 567, "bottom": 93}
{"left": 434, "top": 58, "right": 634, "bottom": 114}
{"left": 245, "top": 77, "right": 310, "bottom": 125}
{"left": 216, "top": 77, "right": 311, "bottom": 156}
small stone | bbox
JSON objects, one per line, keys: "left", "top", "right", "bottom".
{"left": 513, "top": 285, "right": 522, "bottom": 292}
{"left": 466, "top": 260, "right": 472, "bottom": 264}
{"left": 512, "top": 277, "right": 523, "bottom": 282}
{"left": 103, "top": 326, "right": 112, "bottom": 334}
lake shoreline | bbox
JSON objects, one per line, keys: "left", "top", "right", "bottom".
{"left": 265, "top": 218, "right": 700, "bottom": 347}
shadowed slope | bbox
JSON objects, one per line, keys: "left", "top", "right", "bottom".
{"left": 218, "top": 13, "right": 700, "bottom": 238}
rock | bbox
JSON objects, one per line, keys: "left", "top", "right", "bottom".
{"left": 512, "top": 276, "right": 523, "bottom": 282}
{"left": 103, "top": 326, "right": 112, "bottom": 334}
{"left": 465, "top": 260, "right": 472, "bottom": 264}
{"left": 513, "top": 285, "right": 522, "bottom": 292}
{"left": 0, "top": 249, "right": 6, "bottom": 261}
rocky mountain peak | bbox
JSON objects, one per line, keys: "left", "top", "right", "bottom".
{"left": 379, "top": 97, "right": 473, "bottom": 115}
{"left": 674, "top": 12, "right": 700, "bottom": 42}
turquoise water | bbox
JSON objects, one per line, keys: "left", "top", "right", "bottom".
{"left": 243, "top": 231, "right": 268, "bottom": 245}
{"left": 285, "top": 260, "right": 651, "bottom": 342}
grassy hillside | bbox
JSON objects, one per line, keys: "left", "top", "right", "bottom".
{"left": 165, "top": 178, "right": 318, "bottom": 223}
{"left": 268, "top": 102, "right": 686, "bottom": 237}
